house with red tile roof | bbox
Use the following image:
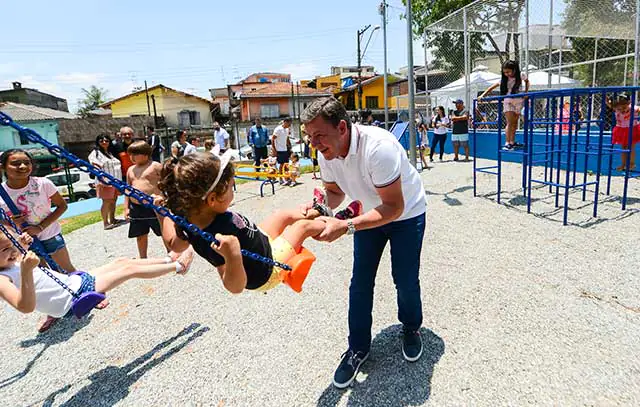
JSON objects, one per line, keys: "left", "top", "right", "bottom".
{"left": 228, "top": 73, "right": 331, "bottom": 121}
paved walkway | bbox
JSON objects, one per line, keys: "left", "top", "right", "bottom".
{"left": 1, "top": 160, "right": 638, "bottom": 406}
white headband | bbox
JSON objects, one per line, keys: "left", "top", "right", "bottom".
{"left": 201, "top": 149, "right": 234, "bottom": 200}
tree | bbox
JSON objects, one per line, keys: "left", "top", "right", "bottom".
{"left": 562, "top": 0, "right": 635, "bottom": 86}
{"left": 404, "top": 0, "right": 525, "bottom": 78}
{"left": 77, "top": 86, "right": 108, "bottom": 117}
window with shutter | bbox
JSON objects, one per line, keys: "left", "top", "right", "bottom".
{"left": 189, "top": 111, "right": 201, "bottom": 125}
{"left": 260, "top": 104, "right": 279, "bottom": 118}
{"left": 178, "top": 111, "right": 190, "bottom": 128}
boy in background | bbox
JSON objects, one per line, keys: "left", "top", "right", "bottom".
{"left": 125, "top": 141, "right": 164, "bottom": 258}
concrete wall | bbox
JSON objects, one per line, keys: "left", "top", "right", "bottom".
{"left": 58, "top": 116, "right": 153, "bottom": 160}
{"left": 0, "top": 120, "right": 60, "bottom": 151}
{"left": 242, "top": 98, "right": 291, "bottom": 121}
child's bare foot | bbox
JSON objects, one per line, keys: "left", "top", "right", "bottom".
{"left": 95, "top": 299, "right": 110, "bottom": 310}
{"left": 37, "top": 315, "right": 59, "bottom": 333}
{"left": 168, "top": 250, "right": 181, "bottom": 262}
{"left": 176, "top": 247, "right": 195, "bottom": 275}
{"left": 616, "top": 165, "right": 626, "bottom": 171}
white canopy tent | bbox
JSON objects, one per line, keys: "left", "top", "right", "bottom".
{"left": 527, "top": 71, "right": 582, "bottom": 89}
{"left": 429, "top": 67, "right": 581, "bottom": 110}
{"left": 429, "top": 67, "right": 500, "bottom": 110}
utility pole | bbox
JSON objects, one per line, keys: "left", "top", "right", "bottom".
{"left": 357, "top": 24, "right": 371, "bottom": 112}
{"left": 290, "top": 82, "right": 296, "bottom": 119}
{"left": 356, "top": 24, "right": 379, "bottom": 114}
{"left": 145, "top": 80, "right": 151, "bottom": 116}
{"left": 423, "top": 33, "right": 430, "bottom": 124}
{"left": 150, "top": 95, "right": 158, "bottom": 127}
{"left": 380, "top": 1, "right": 389, "bottom": 129}
{"left": 296, "top": 82, "right": 303, "bottom": 154}
{"left": 406, "top": 0, "right": 417, "bottom": 167}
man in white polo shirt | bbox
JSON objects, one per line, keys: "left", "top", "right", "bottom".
{"left": 272, "top": 117, "right": 292, "bottom": 184}
{"left": 213, "top": 122, "right": 230, "bottom": 154}
{"left": 301, "top": 97, "right": 427, "bottom": 389}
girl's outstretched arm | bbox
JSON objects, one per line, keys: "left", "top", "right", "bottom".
{"left": 211, "top": 234, "right": 246, "bottom": 294}
{"left": 0, "top": 251, "right": 38, "bottom": 313}
{"left": 479, "top": 83, "right": 499, "bottom": 99}
{"left": 153, "top": 195, "right": 191, "bottom": 253}
{"left": 159, "top": 215, "right": 191, "bottom": 253}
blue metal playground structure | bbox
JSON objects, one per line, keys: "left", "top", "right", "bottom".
{"left": 473, "top": 86, "right": 640, "bottom": 225}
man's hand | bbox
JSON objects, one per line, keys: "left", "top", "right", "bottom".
{"left": 124, "top": 209, "right": 130, "bottom": 220}
{"left": 21, "top": 251, "right": 40, "bottom": 271}
{"left": 314, "top": 216, "right": 347, "bottom": 242}
{"left": 211, "top": 234, "right": 241, "bottom": 259}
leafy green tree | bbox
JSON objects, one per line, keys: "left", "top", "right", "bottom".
{"left": 404, "top": 0, "right": 525, "bottom": 78}
{"left": 77, "top": 86, "right": 108, "bottom": 117}
{"left": 562, "top": 0, "right": 635, "bottom": 86}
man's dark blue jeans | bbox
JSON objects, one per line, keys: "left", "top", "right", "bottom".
{"left": 348, "top": 212, "right": 426, "bottom": 353}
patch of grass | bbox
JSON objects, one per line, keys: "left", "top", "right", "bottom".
{"left": 60, "top": 205, "right": 125, "bottom": 235}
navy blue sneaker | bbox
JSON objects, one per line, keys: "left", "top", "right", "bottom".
{"left": 332, "top": 349, "right": 369, "bottom": 388}
{"left": 402, "top": 329, "right": 423, "bottom": 362}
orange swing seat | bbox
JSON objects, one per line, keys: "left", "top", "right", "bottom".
{"left": 279, "top": 247, "right": 316, "bottom": 293}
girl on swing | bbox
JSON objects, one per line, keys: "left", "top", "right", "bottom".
{"left": 0, "top": 231, "right": 194, "bottom": 320}
{"left": 155, "top": 151, "right": 362, "bottom": 293}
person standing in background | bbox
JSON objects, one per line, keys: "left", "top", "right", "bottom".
{"left": 146, "top": 126, "right": 163, "bottom": 162}
{"left": 248, "top": 117, "right": 270, "bottom": 174}
{"left": 213, "top": 122, "right": 230, "bottom": 154}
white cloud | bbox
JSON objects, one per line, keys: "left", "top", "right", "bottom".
{"left": 0, "top": 70, "right": 139, "bottom": 113}
{"left": 279, "top": 62, "right": 318, "bottom": 81}
{"left": 53, "top": 72, "right": 107, "bottom": 85}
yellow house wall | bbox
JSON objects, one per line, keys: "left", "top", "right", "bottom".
{"left": 109, "top": 87, "right": 165, "bottom": 117}
{"left": 358, "top": 78, "right": 386, "bottom": 110}
{"left": 109, "top": 87, "right": 212, "bottom": 127}
{"left": 160, "top": 92, "right": 213, "bottom": 127}
{"left": 316, "top": 74, "right": 341, "bottom": 90}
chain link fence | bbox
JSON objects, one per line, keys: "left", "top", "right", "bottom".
{"left": 423, "top": 0, "right": 639, "bottom": 125}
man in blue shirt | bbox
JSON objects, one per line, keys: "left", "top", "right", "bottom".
{"left": 248, "top": 117, "right": 270, "bottom": 172}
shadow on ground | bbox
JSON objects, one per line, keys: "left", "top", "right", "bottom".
{"left": 40, "top": 322, "right": 209, "bottom": 407}
{"left": 317, "top": 325, "right": 445, "bottom": 407}
{"left": 479, "top": 185, "right": 640, "bottom": 228}
{"left": 425, "top": 185, "right": 473, "bottom": 207}
{"left": 0, "top": 315, "right": 94, "bottom": 390}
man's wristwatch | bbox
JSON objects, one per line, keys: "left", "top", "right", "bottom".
{"left": 345, "top": 220, "right": 356, "bottom": 235}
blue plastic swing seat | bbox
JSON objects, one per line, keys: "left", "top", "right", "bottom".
{"left": 71, "top": 291, "right": 106, "bottom": 318}
{"left": 68, "top": 272, "right": 107, "bottom": 318}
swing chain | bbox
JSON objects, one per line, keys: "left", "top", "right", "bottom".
{"left": 0, "top": 113, "right": 292, "bottom": 271}
{"left": 0, "top": 218, "right": 79, "bottom": 299}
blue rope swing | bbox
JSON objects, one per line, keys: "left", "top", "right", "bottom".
{"left": 0, "top": 112, "right": 292, "bottom": 273}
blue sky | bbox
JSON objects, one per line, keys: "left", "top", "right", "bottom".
{"left": 2, "top": 0, "right": 421, "bottom": 112}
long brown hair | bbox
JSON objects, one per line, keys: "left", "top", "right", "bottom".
{"left": 158, "top": 152, "right": 235, "bottom": 218}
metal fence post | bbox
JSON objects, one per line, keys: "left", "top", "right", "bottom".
{"left": 547, "top": 0, "right": 554, "bottom": 88}
{"left": 463, "top": 6, "right": 471, "bottom": 109}
{"left": 406, "top": 0, "right": 417, "bottom": 167}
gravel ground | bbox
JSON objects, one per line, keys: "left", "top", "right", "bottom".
{"left": 1, "top": 157, "right": 639, "bottom": 407}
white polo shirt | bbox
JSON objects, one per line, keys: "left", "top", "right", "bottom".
{"left": 319, "top": 124, "right": 426, "bottom": 221}
{"left": 214, "top": 128, "right": 230, "bottom": 148}
{"left": 272, "top": 125, "right": 289, "bottom": 152}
